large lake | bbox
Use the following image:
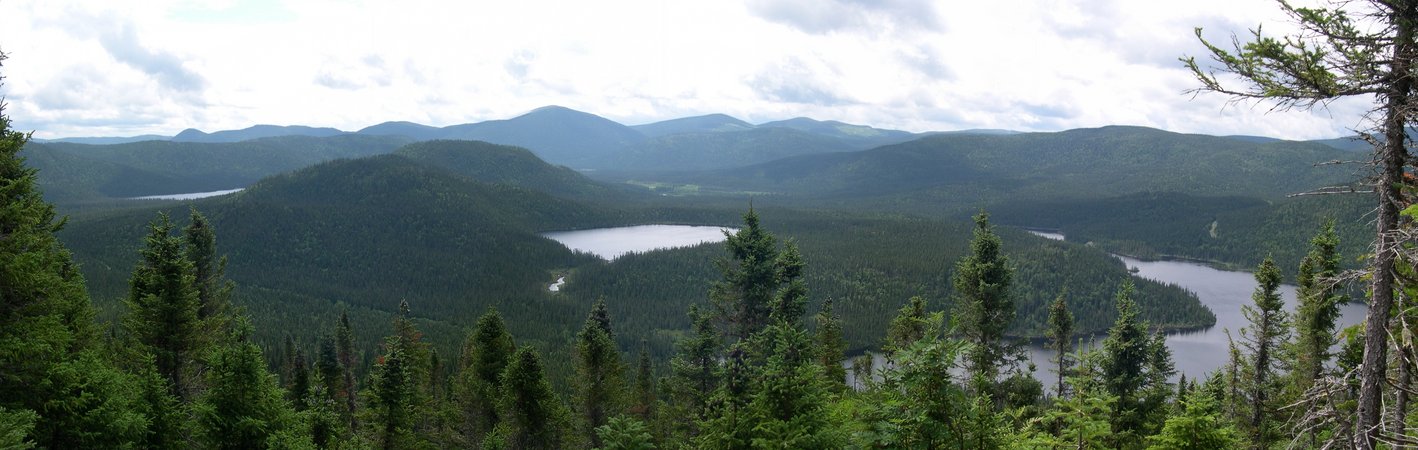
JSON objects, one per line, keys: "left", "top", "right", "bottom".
{"left": 543, "top": 225, "right": 1368, "bottom": 387}
{"left": 542, "top": 225, "right": 736, "bottom": 260}
{"left": 1022, "top": 231, "right": 1367, "bottom": 384}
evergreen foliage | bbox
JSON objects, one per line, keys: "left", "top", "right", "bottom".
{"left": 953, "top": 211, "right": 1019, "bottom": 393}
{"left": 497, "top": 346, "right": 573, "bottom": 449}
{"left": 194, "top": 318, "right": 307, "bottom": 449}
{"left": 1238, "top": 256, "right": 1290, "bottom": 447}
{"left": 573, "top": 298, "right": 627, "bottom": 447}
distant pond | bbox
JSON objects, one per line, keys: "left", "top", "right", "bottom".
{"left": 128, "top": 188, "right": 244, "bottom": 201}
{"left": 541, "top": 225, "right": 737, "bottom": 261}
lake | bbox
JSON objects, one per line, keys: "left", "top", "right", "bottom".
{"left": 542, "top": 225, "right": 736, "bottom": 261}
{"left": 1021, "top": 230, "right": 1367, "bottom": 386}
{"left": 129, "top": 188, "right": 244, "bottom": 200}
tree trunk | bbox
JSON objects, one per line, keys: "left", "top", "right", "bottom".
{"left": 1358, "top": 4, "right": 1416, "bottom": 445}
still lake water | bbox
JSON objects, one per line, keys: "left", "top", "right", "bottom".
{"left": 1022, "top": 231, "right": 1367, "bottom": 385}
{"left": 542, "top": 225, "right": 735, "bottom": 260}
{"left": 129, "top": 188, "right": 244, "bottom": 200}
{"left": 542, "top": 225, "right": 1367, "bottom": 387}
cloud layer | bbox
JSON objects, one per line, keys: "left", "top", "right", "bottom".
{"left": 0, "top": 0, "right": 1375, "bottom": 140}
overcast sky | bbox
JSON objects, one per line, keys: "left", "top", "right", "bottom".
{"left": 0, "top": 0, "right": 1379, "bottom": 139}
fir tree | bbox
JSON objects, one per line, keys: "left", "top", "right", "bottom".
{"left": 953, "top": 211, "right": 1018, "bottom": 393}
{"left": 123, "top": 212, "right": 202, "bottom": 401}
{"left": 595, "top": 416, "right": 656, "bottom": 450}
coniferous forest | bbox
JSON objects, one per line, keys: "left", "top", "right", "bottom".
{"left": 9, "top": 1, "right": 1418, "bottom": 448}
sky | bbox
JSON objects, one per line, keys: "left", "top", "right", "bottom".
{"left": 0, "top": 0, "right": 1380, "bottom": 140}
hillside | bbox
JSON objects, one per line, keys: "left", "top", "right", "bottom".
{"left": 631, "top": 113, "right": 755, "bottom": 136}
{"left": 393, "top": 139, "right": 644, "bottom": 201}
{"left": 23, "top": 134, "right": 413, "bottom": 204}
{"left": 173, "top": 124, "right": 347, "bottom": 142}
{"left": 438, "top": 106, "right": 646, "bottom": 167}
{"left": 605, "top": 126, "right": 858, "bottom": 171}
{"left": 667, "top": 126, "right": 1356, "bottom": 203}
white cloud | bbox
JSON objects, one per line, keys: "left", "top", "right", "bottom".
{"left": 0, "top": 0, "right": 1376, "bottom": 140}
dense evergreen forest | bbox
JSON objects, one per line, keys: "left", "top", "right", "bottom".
{"left": 9, "top": 0, "right": 1418, "bottom": 445}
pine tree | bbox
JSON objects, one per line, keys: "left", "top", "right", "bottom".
{"left": 123, "top": 212, "right": 203, "bottom": 401}
{"left": 194, "top": 317, "right": 308, "bottom": 449}
{"left": 595, "top": 416, "right": 656, "bottom": 450}
{"left": 1239, "top": 256, "right": 1290, "bottom": 448}
{"left": 769, "top": 240, "right": 808, "bottom": 324}
{"left": 1047, "top": 290, "right": 1075, "bottom": 398}
{"left": 497, "top": 347, "right": 572, "bottom": 449}
{"left": 457, "top": 307, "right": 516, "bottom": 444}
{"left": 574, "top": 298, "right": 627, "bottom": 447}
{"left": 813, "top": 298, "right": 848, "bottom": 389}
{"left": 953, "top": 211, "right": 1018, "bottom": 393}
{"left": 1293, "top": 222, "right": 1343, "bottom": 393}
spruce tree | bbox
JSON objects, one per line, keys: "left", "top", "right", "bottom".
{"left": 335, "top": 310, "right": 359, "bottom": 429}
{"left": 885, "top": 296, "right": 929, "bottom": 356}
{"left": 457, "top": 307, "right": 516, "bottom": 443}
{"left": 497, "top": 347, "right": 572, "bottom": 449}
{"left": 710, "top": 209, "right": 782, "bottom": 341}
{"left": 1100, "top": 281, "right": 1150, "bottom": 447}
{"left": 1046, "top": 290, "right": 1075, "bottom": 398}
{"left": 365, "top": 335, "right": 418, "bottom": 449}
{"left": 573, "top": 298, "right": 627, "bottom": 447}
{"left": 0, "top": 51, "right": 149, "bottom": 447}
{"left": 813, "top": 298, "right": 848, "bottom": 389}
{"left": 194, "top": 318, "right": 307, "bottom": 449}
{"left": 123, "top": 212, "right": 203, "bottom": 401}
{"left": 183, "top": 207, "right": 232, "bottom": 323}
{"left": 667, "top": 304, "right": 721, "bottom": 426}
{"left": 953, "top": 211, "right": 1018, "bottom": 393}
{"left": 1293, "top": 222, "right": 1343, "bottom": 393}
{"left": 631, "top": 341, "right": 656, "bottom": 423}
{"left": 1239, "top": 256, "right": 1290, "bottom": 448}
{"left": 1184, "top": 3, "right": 1418, "bottom": 442}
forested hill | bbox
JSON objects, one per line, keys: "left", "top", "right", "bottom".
{"left": 392, "top": 139, "right": 643, "bottom": 201}
{"left": 663, "top": 125, "right": 1355, "bottom": 203}
{"left": 58, "top": 154, "right": 622, "bottom": 355}
{"left": 22, "top": 134, "right": 412, "bottom": 204}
